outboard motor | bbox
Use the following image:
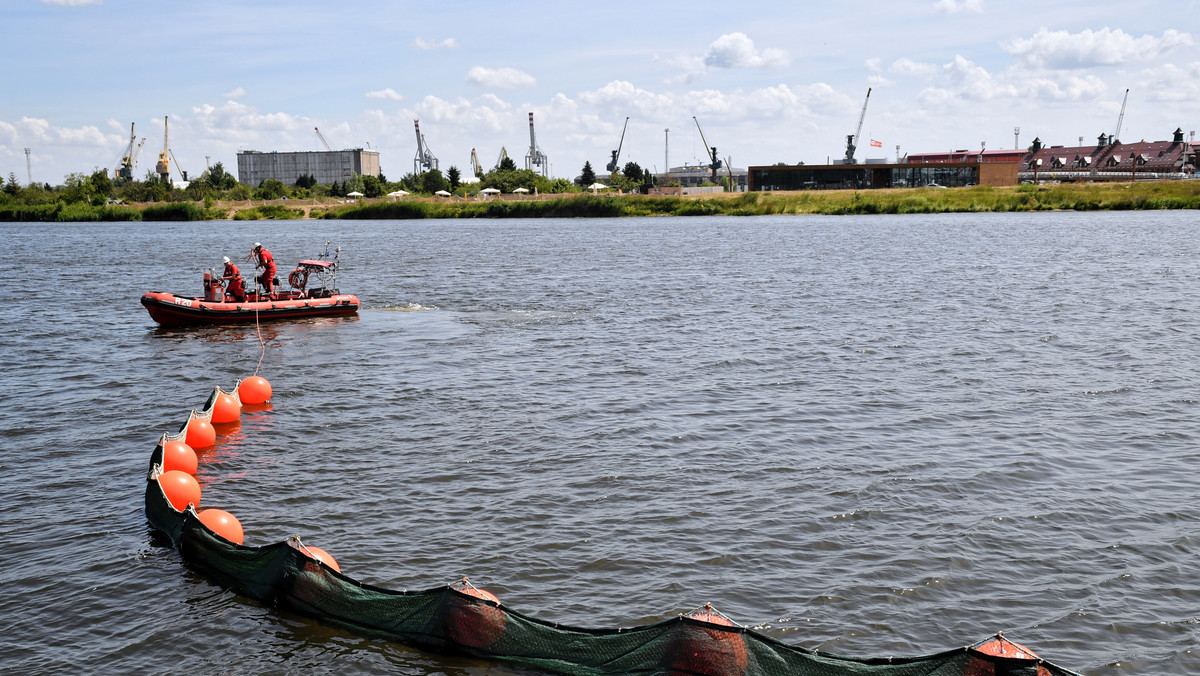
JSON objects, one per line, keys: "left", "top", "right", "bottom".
{"left": 203, "top": 269, "right": 225, "bottom": 302}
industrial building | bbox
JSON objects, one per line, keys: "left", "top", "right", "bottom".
{"left": 655, "top": 164, "right": 748, "bottom": 191}
{"left": 748, "top": 154, "right": 1019, "bottom": 191}
{"left": 1018, "top": 129, "right": 1197, "bottom": 182}
{"left": 236, "top": 149, "right": 380, "bottom": 186}
{"left": 748, "top": 127, "right": 1197, "bottom": 192}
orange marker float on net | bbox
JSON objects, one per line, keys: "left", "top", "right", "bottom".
{"left": 161, "top": 439, "right": 198, "bottom": 475}
{"left": 211, "top": 391, "right": 241, "bottom": 424}
{"left": 668, "top": 604, "right": 748, "bottom": 676}
{"left": 444, "top": 577, "right": 507, "bottom": 649}
{"left": 238, "top": 376, "right": 272, "bottom": 405}
{"left": 302, "top": 545, "right": 341, "bottom": 573}
{"left": 185, "top": 417, "right": 216, "bottom": 448}
{"left": 198, "top": 508, "right": 244, "bottom": 545}
{"left": 158, "top": 470, "right": 202, "bottom": 512}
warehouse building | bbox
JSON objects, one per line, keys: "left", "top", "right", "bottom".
{"left": 748, "top": 127, "right": 1197, "bottom": 192}
{"left": 749, "top": 152, "right": 1020, "bottom": 191}
{"left": 236, "top": 148, "right": 380, "bottom": 186}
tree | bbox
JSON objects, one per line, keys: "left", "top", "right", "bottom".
{"left": 419, "top": 168, "right": 450, "bottom": 194}
{"left": 207, "top": 162, "right": 238, "bottom": 190}
{"left": 4, "top": 172, "right": 20, "bottom": 196}
{"left": 578, "top": 161, "right": 596, "bottom": 187}
{"left": 256, "top": 179, "right": 288, "bottom": 200}
{"left": 446, "top": 165, "right": 461, "bottom": 192}
{"left": 498, "top": 155, "right": 517, "bottom": 172}
{"left": 362, "top": 174, "right": 384, "bottom": 198}
{"left": 294, "top": 174, "right": 317, "bottom": 189}
{"left": 622, "top": 162, "right": 645, "bottom": 183}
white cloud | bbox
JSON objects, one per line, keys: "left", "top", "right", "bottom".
{"left": 414, "top": 37, "right": 458, "bottom": 50}
{"left": 704, "top": 33, "right": 790, "bottom": 69}
{"left": 1003, "top": 27, "right": 1194, "bottom": 69}
{"left": 889, "top": 57, "right": 938, "bottom": 78}
{"left": 932, "top": 0, "right": 983, "bottom": 13}
{"left": 366, "top": 88, "right": 403, "bottom": 101}
{"left": 222, "top": 87, "right": 246, "bottom": 99}
{"left": 465, "top": 66, "right": 536, "bottom": 89}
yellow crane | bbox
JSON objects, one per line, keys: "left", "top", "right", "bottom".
{"left": 470, "top": 148, "right": 483, "bottom": 177}
{"left": 156, "top": 116, "right": 171, "bottom": 183}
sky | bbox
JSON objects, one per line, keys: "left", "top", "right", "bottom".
{"left": 1, "top": 0, "right": 1198, "bottom": 185}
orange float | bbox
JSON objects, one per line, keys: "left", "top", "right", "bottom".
{"left": 185, "top": 417, "right": 216, "bottom": 448}
{"left": 211, "top": 391, "right": 241, "bottom": 424}
{"left": 443, "top": 577, "right": 507, "bottom": 650}
{"left": 302, "top": 545, "right": 341, "bottom": 573}
{"left": 238, "top": 376, "right": 272, "bottom": 404}
{"left": 969, "top": 633, "right": 1052, "bottom": 676}
{"left": 667, "top": 605, "right": 748, "bottom": 676}
{"left": 158, "top": 470, "right": 202, "bottom": 512}
{"left": 198, "top": 508, "right": 244, "bottom": 545}
{"left": 161, "top": 439, "right": 198, "bottom": 475}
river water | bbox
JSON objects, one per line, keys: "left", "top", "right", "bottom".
{"left": 1, "top": 212, "right": 1198, "bottom": 675}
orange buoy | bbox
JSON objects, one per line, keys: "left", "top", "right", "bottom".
{"left": 185, "top": 417, "right": 216, "bottom": 448}
{"left": 668, "top": 605, "right": 748, "bottom": 676}
{"left": 238, "top": 376, "right": 272, "bottom": 404}
{"left": 158, "top": 470, "right": 202, "bottom": 512}
{"left": 161, "top": 439, "right": 198, "bottom": 475}
{"left": 969, "top": 633, "right": 1051, "bottom": 676}
{"left": 211, "top": 391, "right": 241, "bottom": 424}
{"left": 198, "top": 508, "right": 244, "bottom": 545}
{"left": 443, "top": 577, "right": 507, "bottom": 649}
{"left": 303, "top": 545, "right": 341, "bottom": 573}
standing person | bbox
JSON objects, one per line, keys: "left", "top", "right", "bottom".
{"left": 221, "top": 256, "right": 245, "bottom": 301}
{"left": 252, "top": 242, "right": 276, "bottom": 297}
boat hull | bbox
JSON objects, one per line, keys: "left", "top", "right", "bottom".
{"left": 141, "top": 291, "right": 360, "bottom": 327}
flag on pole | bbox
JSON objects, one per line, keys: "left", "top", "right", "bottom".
{"left": 870, "top": 139, "right": 883, "bottom": 148}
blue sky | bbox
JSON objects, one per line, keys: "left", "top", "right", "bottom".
{"left": 2, "top": 0, "right": 1197, "bottom": 185}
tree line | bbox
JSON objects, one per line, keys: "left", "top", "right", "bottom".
{"left": 0, "top": 155, "right": 673, "bottom": 210}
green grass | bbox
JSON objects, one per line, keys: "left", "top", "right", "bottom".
{"left": 4, "top": 181, "right": 1198, "bottom": 222}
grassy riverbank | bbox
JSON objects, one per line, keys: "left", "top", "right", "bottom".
{"left": 2, "top": 181, "right": 1198, "bottom": 221}
{"left": 319, "top": 181, "right": 1200, "bottom": 218}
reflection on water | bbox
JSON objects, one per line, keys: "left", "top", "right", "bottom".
{"left": 2, "top": 213, "right": 1199, "bottom": 675}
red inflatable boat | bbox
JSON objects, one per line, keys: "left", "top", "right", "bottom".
{"left": 142, "top": 249, "right": 360, "bottom": 327}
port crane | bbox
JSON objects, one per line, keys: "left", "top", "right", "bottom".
{"left": 169, "top": 149, "right": 188, "bottom": 182}
{"left": 470, "top": 148, "right": 483, "bottom": 177}
{"left": 116, "top": 122, "right": 139, "bottom": 181}
{"left": 843, "top": 87, "right": 871, "bottom": 164}
{"left": 156, "top": 116, "right": 171, "bottom": 183}
{"left": 315, "top": 127, "right": 333, "bottom": 151}
{"left": 606, "top": 117, "right": 630, "bottom": 172}
{"left": 692, "top": 116, "right": 722, "bottom": 181}
{"left": 494, "top": 146, "right": 510, "bottom": 171}
{"left": 525, "top": 112, "right": 548, "bottom": 176}
{"left": 413, "top": 119, "right": 438, "bottom": 174}
{"left": 1113, "top": 88, "right": 1129, "bottom": 142}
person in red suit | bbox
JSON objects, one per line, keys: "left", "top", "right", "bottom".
{"left": 221, "top": 256, "right": 246, "bottom": 301}
{"left": 252, "top": 242, "right": 276, "bottom": 296}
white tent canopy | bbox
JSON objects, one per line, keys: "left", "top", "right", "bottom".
{"left": 387, "top": 190, "right": 409, "bottom": 197}
{"left": 347, "top": 191, "right": 364, "bottom": 197}
{"left": 480, "top": 187, "right": 500, "bottom": 194}
{"left": 512, "top": 187, "right": 529, "bottom": 193}
{"left": 434, "top": 190, "right": 452, "bottom": 196}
